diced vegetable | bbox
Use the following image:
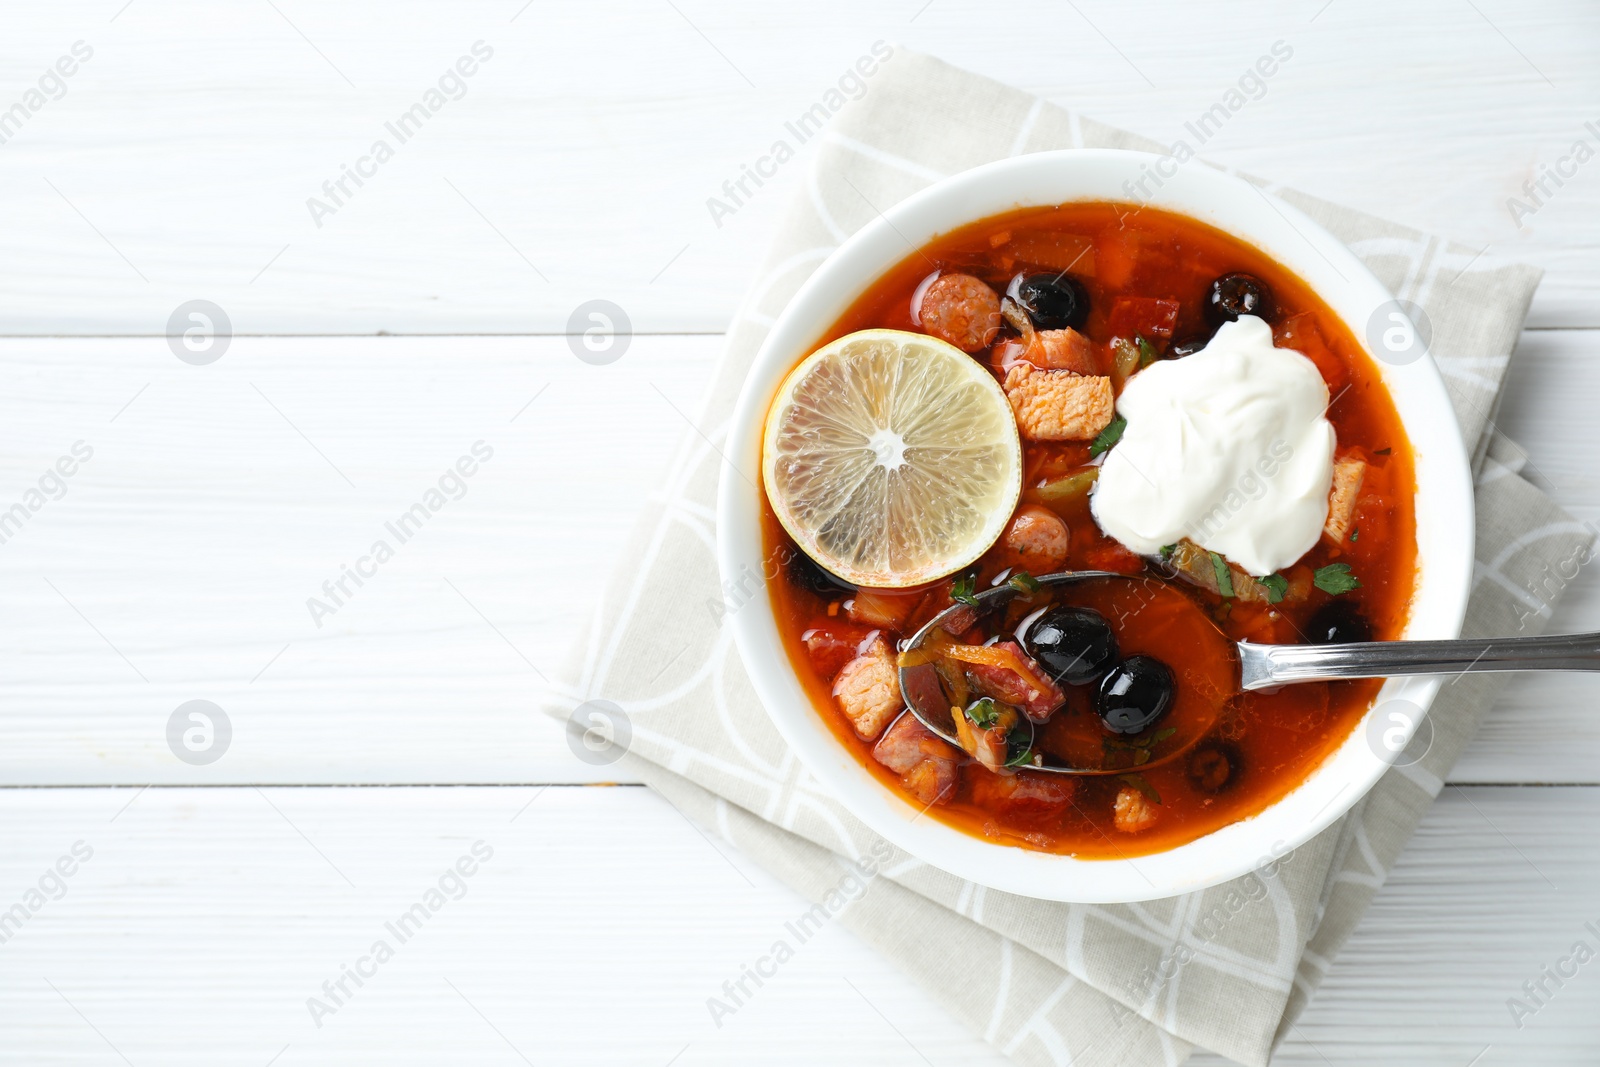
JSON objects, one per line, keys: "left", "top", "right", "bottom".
{"left": 847, "top": 588, "right": 917, "bottom": 629}
{"left": 1036, "top": 466, "right": 1099, "bottom": 507}
{"left": 1110, "top": 337, "right": 1140, "bottom": 388}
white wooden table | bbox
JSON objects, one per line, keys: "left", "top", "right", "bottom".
{"left": 2, "top": 2, "right": 1597, "bottom": 1063}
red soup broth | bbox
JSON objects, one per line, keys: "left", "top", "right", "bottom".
{"left": 760, "top": 202, "right": 1416, "bottom": 858}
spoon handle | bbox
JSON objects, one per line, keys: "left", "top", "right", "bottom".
{"left": 1238, "top": 631, "right": 1600, "bottom": 690}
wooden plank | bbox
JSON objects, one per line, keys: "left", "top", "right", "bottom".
{"left": 0, "top": 0, "right": 1596, "bottom": 335}
{"left": 0, "top": 785, "right": 1592, "bottom": 1064}
{"left": 0, "top": 335, "right": 718, "bottom": 785}
{"left": 0, "top": 330, "right": 1596, "bottom": 786}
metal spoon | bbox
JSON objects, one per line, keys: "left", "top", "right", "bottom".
{"left": 899, "top": 569, "right": 1600, "bottom": 776}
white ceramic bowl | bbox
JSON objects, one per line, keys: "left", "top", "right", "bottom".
{"left": 717, "top": 150, "right": 1474, "bottom": 903}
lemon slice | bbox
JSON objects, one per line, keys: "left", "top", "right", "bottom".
{"left": 762, "top": 329, "right": 1022, "bottom": 589}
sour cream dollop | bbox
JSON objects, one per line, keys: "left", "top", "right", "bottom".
{"left": 1089, "top": 316, "right": 1335, "bottom": 576}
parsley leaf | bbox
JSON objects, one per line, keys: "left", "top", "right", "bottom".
{"left": 1090, "top": 414, "right": 1127, "bottom": 458}
{"left": 1158, "top": 543, "right": 1176, "bottom": 561}
{"left": 950, "top": 574, "right": 980, "bottom": 607}
{"left": 965, "top": 697, "right": 999, "bottom": 728}
{"left": 1136, "top": 335, "right": 1159, "bottom": 368}
{"left": 1313, "top": 563, "right": 1362, "bottom": 595}
{"left": 1119, "top": 773, "right": 1162, "bottom": 805}
{"left": 1008, "top": 570, "right": 1041, "bottom": 594}
{"left": 1257, "top": 573, "right": 1288, "bottom": 604}
{"left": 1004, "top": 746, "right": 1036, "bottom": 768}
{"left": 1349, "top": 526, "right": 1360, "bottom": 542}
{"left": 1208, "top": 551, "right": 1235, "bottom": 598}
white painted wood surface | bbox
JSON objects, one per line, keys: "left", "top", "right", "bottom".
{"left": 2, "top": 0, "right": 1598, "bottom": 1062}
{"left": 0, "top": 0, "right": 1598, "bottom": 334}
{"left": 0, "top": 786, "right": 1594, "bottom": 1066}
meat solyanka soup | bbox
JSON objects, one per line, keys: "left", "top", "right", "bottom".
{"left": 760, "top": 202, "right": 1416, "bottom": 858}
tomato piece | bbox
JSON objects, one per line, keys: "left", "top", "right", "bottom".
{"left": 1081, "top": 539, "right": 1147, "bottom": 575}
{"left": 1107, "top": 296, "right": 1181, "bottom": 344}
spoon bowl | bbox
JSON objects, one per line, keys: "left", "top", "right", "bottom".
{"left": 899, "top": 571, "right": 1237, "bottom": 776}
{"left": 902, "top": 568, "right": 1600, "bottom": 777}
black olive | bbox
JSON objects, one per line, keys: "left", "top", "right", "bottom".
{"left": 1304, "top": 600, "right": 1373, "bottom": 644}
{"left": 1095, "top": 655, "right": 1174, "bottom": 734}
{"left": 1024, "top": 607, "right": 1118, "bottom": 686}
{"left": 1206, "top": 272, "right": 1276, "bottom": 324}
{"left": 1187, "top": 743, "right": 1241, "bottom": 794}
{"left": 785, "top": 550, "right": 855, "bottom": 595}
{"left": 1014, "top": 274, "right": 1090, "bottom": 330}
{"left": 1169, "top": 334, "right": 1212, "bottom": 358}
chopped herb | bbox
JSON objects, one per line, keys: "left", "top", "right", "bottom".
{"left": 1258, "top": 573, "right": 1288, "bottom": 604}
{"left": 1374, "top": 447, "right": 1392, "bottom": 456}
{"left": 1349, "top": 526, "right": 1360, "bottom": 542}
{"left": 1313, "top": 562, "right": 1362, "bottom": 595}
{"left": 1208, "top": 551, "right": 1235, "bottom": 598}
{"left": 1136, "top": 334, "right": 1159, "bottom": 368}
{"left": 1090, "top": 414, "right": 1127, "bottom": 458}
{"left": 950, "top": 574, "right": 980, "bottom": 607}
{"left": 1008, "top": 570, "right": 1042, "bottom": 594}
{"left": 1119, "top": 773, "right": 1162, "bottom": 805}
{"left": 1133, "top": 748, "right": 1150, "bottom": 766}
{"left": 965, "top": 697, "right": 1000, "bottom": 728}
{"left": 1159, "top": 543, "right": 1177, "bottom": 561}
{"left": 1004, "top": 746, "right": 1035, "bottom": 767}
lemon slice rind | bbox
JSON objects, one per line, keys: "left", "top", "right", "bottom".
{"left": 761, "top": 328, "right": 1022, "bottom": 589}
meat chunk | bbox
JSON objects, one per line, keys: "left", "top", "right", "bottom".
{"left": 832, "top": 635, "right": 903, "bottom": 741}
{"left": 963, "top": 640, "right": 1066, "bottom": 723}
{"left": 1003, "top": 364, "right": 1115, "bottom": 442}
{"left": 1324, "top": 455, "right": 1367, "bottom": 543}
{"left": 801, "top": 622, "right": 877, "bottom": 681}
{"left": 872, "top": 713, "right": 960, "bottom": 806}
{"left": 998, "top": 504, "right": 1070, "bottom": 575}
{"left": 953, "top": 709, "right": 1010, "bottom": 771}
{"left": 969, "top": 770, "right": 1078, "bottom": 821}
{"left": 1024, "top": 328, "right": 1100, "bottom": 375}
{"left": 918, "top": 273, "right": 1002, "bottom": 353}
{"left": 1113, "top": 785, "right": 1158, "bottom": 832}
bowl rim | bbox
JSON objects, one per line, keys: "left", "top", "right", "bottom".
{"left": 716, "top": 149, "right": 1475, "bottom": 903}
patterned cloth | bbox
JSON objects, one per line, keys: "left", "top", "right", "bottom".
{"left": 542, "top": 51, "right": 1592, "bottom": 1066}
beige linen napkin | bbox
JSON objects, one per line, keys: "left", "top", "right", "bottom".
{"left": 543, "top": 51, "right": 1592, "bottom": 1066}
